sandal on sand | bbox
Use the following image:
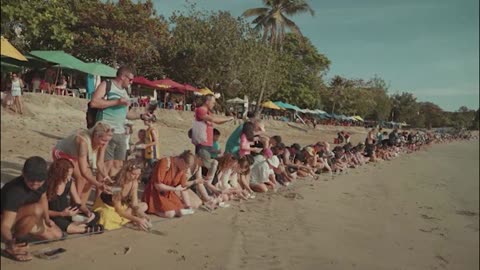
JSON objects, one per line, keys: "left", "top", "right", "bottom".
{"left": 3, "top": 243, "right": 32, "bottom": 262}
{"left": 84, "top": 224, "right": 104, "bottom": 234}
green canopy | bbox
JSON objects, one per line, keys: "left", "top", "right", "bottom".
{"left": 83, "top": 62, "right": 116, "bottom": 77}
{"left": 1, "top": 61, "right": 23, "bottom": 72}
{"left": 29, "top": 51, "right": 116, "bottom": 76}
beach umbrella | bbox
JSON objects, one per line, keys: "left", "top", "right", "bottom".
{"left": 183, "top": 84, "right": 199, "bottom": 92}
{"left": 314, "top": 109, "right": 328, "bottom": 115}
{"left": 1, "top": 36, "right": 27, "bottom": 61}
{"left": 196, "top": 87, "right": 214, "bottom": 96}
{"left": 226, "top": 97, "right": 245, "bottom": 104}
{"left": 262, "top": 101, "right": 283, "bottom": 110}
{"left": 132, "top": 76, "right": 161, "bottom": 89}
{"left": 153, "top": 79, "right": 185, "bottom": 90}
{"left": 353, "top": 115, "right": 364, "bottom": 122}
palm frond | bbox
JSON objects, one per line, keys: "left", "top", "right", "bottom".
{"left": 242, "top": 7, "right": 270, "bottom": 17}
{"left": 283, "top": 2, "right": 315, "bottom": 16}
{"left": 281, "top": 14, "right": 302, "bottom": 36}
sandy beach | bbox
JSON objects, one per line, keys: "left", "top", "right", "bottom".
{"left": 1, "top": 94, "right": 479, "bottom": 270}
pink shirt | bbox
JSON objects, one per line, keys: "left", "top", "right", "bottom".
{"left": 195, "top": 106, "right": 213, "bottom": 147}
{"left": 239, "top": 133, "right": 251, "bottom": 157}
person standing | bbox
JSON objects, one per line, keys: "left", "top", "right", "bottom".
{"left": 191, "top": 94, "right": 233, "bottom": 183}
{"left": 90, "top": 66, "right": 152, "bottom": 177}
{"left": 10, "top": 72, "right": 24, "bottom": 114}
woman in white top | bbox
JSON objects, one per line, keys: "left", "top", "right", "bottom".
{"left": 10, "top": 73, "right": 24, "bottom": 114}
{"left": 52, "top": 121, "right": 114, "bottom": 206}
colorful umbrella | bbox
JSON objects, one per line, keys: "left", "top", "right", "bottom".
{"left": 1, "top": 36, "right": 27, "bottom": 61}
{"left": 262, "top": 101, "right": 283, "bottom": 110}
{"left": 153, "top": 79, "right": 185, "bottom": 90}
{"left": 196, "top": 87, "right": 214, "bottom": 96}
{"left": 132, "top": 77, "right": 161, "bottom": 89}
{"left": 183, "top": 84, "right": 199, "bottom": 92}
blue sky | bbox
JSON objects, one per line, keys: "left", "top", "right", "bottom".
{"left": 151, "top": 0, "right": 479, "bottom": 112}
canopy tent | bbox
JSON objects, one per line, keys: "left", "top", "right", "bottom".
{"left": 29, "top": 51, "right": 89, "bottom": 72}
{"left": 196, "top": 87, "right": 214, "bottom": 96}
{"left": 1, "top": 37, "right": 27, "bottom": 61}
{"left": 262, "top": 101, "right": 283, "bottom": 110}
{"left": 346, "top": 116, "right": 358, "bottom": 121}
{"left": 82, "top": 62, "right": 116, "bottom": 77}
{"left": 353, "top": 115, "right": 364, "bottom": 122}
{"left": 183, "top": 84, "right": 199, "bottom": 92}
{"left": 273, "top": 101, "right": 301, "bottom": 111}
{"left": 132, "top": 76, "right": 161, "bottom": 89}
{"left": 1, "top": 61, "right": 23, "bottom": 72}
{"left": 154, "top": 79, "right": 185, "bottom": 90}
{"left": 314, "top": 109, "right": 328, "bottom": 115}
{"left": 226, "top": 97, "right": 245, "bottom": 104}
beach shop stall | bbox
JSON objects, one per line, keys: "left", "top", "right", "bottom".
{"left": 27, "top": 51, "right": 116, "bottom": 97}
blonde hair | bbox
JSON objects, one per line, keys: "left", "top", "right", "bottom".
{"left": 115, "top": 159, "right": 144, "bottom": 187}
{"left": 89, "top": 121, "right": 114, "bottom": 138}
{"left": 178, "top": 150, "right": 195, "bottom": 166}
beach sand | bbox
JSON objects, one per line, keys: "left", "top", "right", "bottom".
{"left": 1, "top": 94, "right": 479, "bottom": 270}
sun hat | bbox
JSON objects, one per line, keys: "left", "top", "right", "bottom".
{"left": 266, "top": 155, "right": 280, "bottom": 169}
{"left": 304, "top": 146, "right": 315, "bottom": 157}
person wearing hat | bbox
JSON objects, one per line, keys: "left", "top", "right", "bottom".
{"left": 1, "top": 156, "right": 63, "bottom": 261}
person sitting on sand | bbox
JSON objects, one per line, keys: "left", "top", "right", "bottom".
{"left": 215, "top": 154, "right": 250, "bottom": 200}
{"left": 239, "top": 122, "right": 264, "bottom": 158}
{"left": 143, "top": 151, "right": 198, "bottom": 218}
{"left": 93, "top": 160, "right": 151, "bottom": 231}
{"left": 53, "top": 121, "right": 114, "bottom": 206}
{"left": 249, "top": 150, "right": 281, "bottom": 193}
{"left": 47, "top": 158, "right": 103, "bottom": 234}
{"left": 1, "top": 157, "right": 63, "bottom": 262}
{"left": 210, "top": 128, "right": 222, "bottom": 159}
{"left": 331, "top": 146, "right": 349, "bottom": 174}
{"left": 271, "top": 144, "right": 296, "bottom": 185}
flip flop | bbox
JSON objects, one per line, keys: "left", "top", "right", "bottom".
{"left": 84, "top": 224, "right": 104, "bottom": 234}
{"left": 2, "top": 248, "right": 32, "bottom": 262}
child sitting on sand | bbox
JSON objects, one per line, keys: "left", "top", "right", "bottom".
{"left": 210, "top": 128, "right": 222, "bottom": 159}
{"left": 216, "top": 154, "right": 250, "bottom": 200}
{"left": 144, "top": 117, "right": 160, "bottom": 167}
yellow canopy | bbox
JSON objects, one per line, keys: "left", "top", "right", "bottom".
{"left": 198, "top": 87, "right": 214, "bottom": 96}
{"left": 353, "top": 115, "right": 364, "bottom": 122}
{"left": 1, "top": 36, "right": 27, "bottom": 61}
{"left": 262, "top": 101, "right": 283, "bottom": 110}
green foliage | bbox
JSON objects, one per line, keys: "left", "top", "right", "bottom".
{"left": 69, "top": 0, "right": 169, "bottom": 78}
{"left": 1, "top": 0, "right": 473, "bottom": 123}
{"left": 1, "top": 0, "right": 78, "bottom": 51}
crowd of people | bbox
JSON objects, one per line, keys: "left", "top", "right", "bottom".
{"left": 1, "top": 66, "right": 477, "bottom": 262}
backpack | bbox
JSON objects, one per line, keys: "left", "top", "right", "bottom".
{"left": 86, "top": 80, "right": 112, "bottom": 129}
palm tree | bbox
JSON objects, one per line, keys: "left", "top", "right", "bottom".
{"left": 242, "top": 0, "right": 314, "bottom": 50}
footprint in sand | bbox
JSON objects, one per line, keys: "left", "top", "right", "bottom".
{"left": 456, "top": 210, "right": 478, "bottom": 217}
{"left": 284, "top": 192, "right": 304, "bottom": 200}
{"left": 167, "top": 249, "right": 179, "bottom": 254}
{"left": 421, "top": 214, "right": 441, "bottom": 221}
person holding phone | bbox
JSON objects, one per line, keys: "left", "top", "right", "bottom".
{"left": 93, "top": 160, "right": 150, "bottom": 231}
{"left": 143, "top": 151, "right": 197, "bottom": 218}
{"left": 46, "top": 159, "right": 102, "bottom": 234}
{"left": 1, "top": 157, "right": 63, "bottom": 262}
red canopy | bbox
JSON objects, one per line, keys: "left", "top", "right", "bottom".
{"left": 132, "top": 77, "right": 160, "bottom": 89}
{"left": 183, "top": 84, "right": 199, "bottom": 92}
{"left": 153, "top": 79, "right": 185, "bottom": 90}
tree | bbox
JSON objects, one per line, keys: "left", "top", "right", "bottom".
{"left": 1, "top": 0, "right": 78, "bottom": 51}
{"left": 242, "top": 0, "right": 314, "bottom": 50}
{"left": 418, "top": 102, "right": 447, "bottom": 129}
{"left": 69, "top": 0, "right": 169, "bottom": 77}
{"left": 390, "top": 92, "right": 422, "bottom": 126}
{"left": 269, "top": 33, "right": 330, "bottom": 109}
